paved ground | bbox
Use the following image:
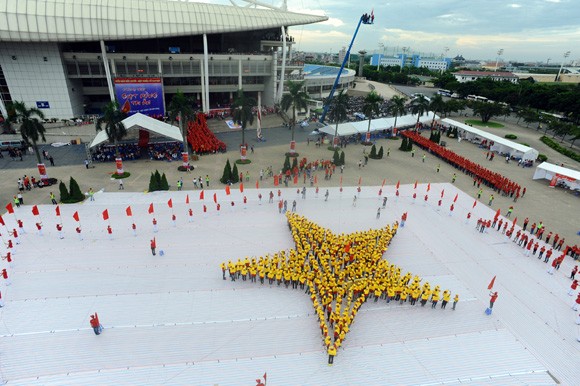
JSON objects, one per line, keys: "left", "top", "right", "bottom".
{"left": 1, "top": 97, "right": 578, "bottom": 247}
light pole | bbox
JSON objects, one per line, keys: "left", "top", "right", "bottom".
{"left": 494, "top": 48, "right": 504, "bottom": 71}
{"left": 555, "top": 51, "right": 571, "bottom": 82}
{"left": 377, "top": 43, "right": 385, "bottom": 71}
{"left": 400, "top": 46, "right": 409, "bottom": 73}
{"left": 441, "top": 46, "right": 449, "bottom": 74}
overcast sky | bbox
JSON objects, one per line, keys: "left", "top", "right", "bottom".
{"left": 189, "top": 0, "right": 578, "bottom": 63}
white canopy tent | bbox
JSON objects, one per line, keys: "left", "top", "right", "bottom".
{"left": 318, "top": 112, "right": 439, "bottom": 137}
{"left": 89, "top": 113, "right": 183, "bottom": 148}
{"left": 441, "top": 118, "right": 539, "bottom": 161}
{"left": 533, "top": 162, "right": 580, "bottom": 191}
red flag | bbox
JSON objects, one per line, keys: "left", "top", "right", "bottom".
{"left": 472, "top": 200, "right": 477, "bottom": 208}
{"left": 512, "top": 217, "right": 518, "bottom": 226}
{"left": 441, "top": 189, "right": 445, "bottom": 198}
{"left": 487, "top": 276, "right": 496, "bottom": 290}
{"left": 239, "top": 183, "right": 244, "bottom": 193}
{"left": 358, "top": 177, "right": 362, "bottom": 186}
{"left": 494, "top": 208, "right": 501, "bottom": 220}
{"left": 396, "top": 180, "right": 400, "bottom": 189}
{"left": 426, "top": 183, "right": 431, "bottom": 192}
{"left": 185, "top": 194, "right": 190, "bottom": 204}
{"left": 32, "top": 205, "right": 40, "bottom": 216}
{"left": 199, "top": 190, "right": 204, "bottom": 200}
{"left": 126, "top": 206, "right": 133, "bottom": 217}
{"left": 102, "top": 209, "right": 109, "bottom": 221}
{"left": 293, "top": 175, "right": 298, "bottom": 184}
{"left": 414, "top": 180, "right": 418, "bottom": 189}
{"left": 381, "top": 179, "right": 386, "bottom": 187}
{"left": 255, "top": 180, "right": 259, "bottom": 189}
{"left": 213, "top": 193, "right": 217, "bottom": 203}
{"left": 168, "top": 198, "right": 173, "bottom": 208}
{"left": 264, "top": 372, "right": 267, "bottom": 382}
{"left": 55, "top": 205, "right": 61, "bottom": 216}
{"left": 5, "top": 203, "right": 14, "bottom": 214}
{"left": 148, "top": 203, "right": 154, "bottom": 214}
{"left": 72, "top": 211, "right": 80, "bottom": 222}
{"left": 225, "top": 185, "right": 231, "bottom": 195}
{"left": 453, "top": 193, "right": 458, "bottom": 203}
{"left": 0, "top": 215, "right": 4, "bottom": 226}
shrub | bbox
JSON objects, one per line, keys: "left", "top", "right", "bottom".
{"left": 333, "top": 149, "right": 340, "bottom": 165}
{"left": 504, "top": 134, "right": 518, "bottom": 140}
{"left": 220, "top": 160, "right": 232, "bottom": 184}
{"left": 399, "top": 136, "right": 408, "bottom": 151}
{"left": 111, "top": 172, "right": 130, "bottom": 179}
{"left": 235, "top": 159, "right": 251, "bottom": 165}
{"left": 369, "top": 144, "right": 377, "bottom": 158}
{"left": 59, "top": 181, "right": 69, "bottom": 202}
{"left": 377, "top": 146, "right": 384, "bottom": 159}
{"left": 291, "top": 157, "right": 298, "bottom": 170}
{"left": 69, "top": 177, "right": 85, "bottom": 201}
{"left": 537, "top": 154, "right": 548, "bottom": 162}
{"left": 149, "top": 172, "right": 159, "bottom": 192}
{"left": 540, "top": 136, "right": 580, "bottom": 163}
{"left": 160, "top": 173, "right": 169, "bottom": 190}
{"left": 282, "top": 155, "right": 291, "bottom": 173}
{"left": 231, "top": 163, "right": 240, "bottom": 183}
{"left": 339, "top": 151, "right": 345, "bottom": 166}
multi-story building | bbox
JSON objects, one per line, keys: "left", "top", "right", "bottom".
{"left": 453, "top": 70, "right": 519, "bottom": 83}
{"left": 370, "top": 53, "right": 451, "bottom": 71}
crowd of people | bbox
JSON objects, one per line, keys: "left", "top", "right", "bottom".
{"left": 222, "top": 212, "right": 455, "bottom": 363}
{"left": 186, "top": 114, "right": 227, "bottom": 154}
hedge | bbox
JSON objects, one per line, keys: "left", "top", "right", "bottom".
{"left": 540, "top": 136, "right": 580, "bottom": 163}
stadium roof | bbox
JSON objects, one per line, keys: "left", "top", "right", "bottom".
{"left": 0, "top": 0, "right": 328, "bottom": 42}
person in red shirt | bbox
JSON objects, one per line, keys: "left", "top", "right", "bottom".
{"left": 152, "top": 218, "right": 158, "bottom": 233}
{"left": 56, "top": 223, "right": 64, "bottom": 239}
{"left": 150, "top": 238, "right": 156, "bottom": 256}
{"left": 489, "top": 291, "right": 498, "bottom": 310}
{"left": 569, "top": 280, "right": 579, "bottom": 296}
{"left": 106, "top": 225, "right": 113, "bottom": 240}
{"left": 89, "top": 313, "right": 103, "bottom": 335}
{"left": 36, "top": 222, "right": 43, "bottom": 236}
{"left": 2, "top": 252, "right": 13, "bottom": 268}
{"left": 525, "top": 238, "right": 534, "bottom": 257}
{"left": 574, "top": 294, "right": 580, "bottom": 311}
{"left": 2, "top": 268, "right": 10, "bottom": 286}
{"left": 171, "top": 214, "right": 177, "bottom": 227}
{"left": 544, "top": 248, "right": 553, "bottom": 263}
{"left": 76, "top": 226, "right": 83, "bottom": 241}
{"left": 188, "top": 208, "right": 193, "bottom": 222}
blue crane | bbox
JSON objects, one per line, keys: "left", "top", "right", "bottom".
{"left": 319, "top": 12, "right": 374, "bottom": 124}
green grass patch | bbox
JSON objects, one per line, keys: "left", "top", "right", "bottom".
{"left": 464, "top": 119, "right": 505, "bottom": 128}
{"left": 235, "top": 159, "right": 252, "bottom": 165}
{"left": 111, "top": 172, "right": 131, "bottom": 179}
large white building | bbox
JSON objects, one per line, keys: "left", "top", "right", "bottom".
{"left": 370, "top": 53, "right": 451, "bottom": 71}
{"left": 0, "top": 0, "right": 330, "bottom": 120}
{"left": 453, "top": 70, "right": 519, "bottom": 83}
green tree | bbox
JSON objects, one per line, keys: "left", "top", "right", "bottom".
{"left": 471, "top": 101, "right": 505, "bottom": 123}
{"left": 339, "top": 151, "right": 345, "bottom": 166}
{"left": 149, "top": 172, "right": 159, "bottom": 192}
{"left": 231, "top": 163, "right": 240, "bottom": 183}
{"left": 428, "top": 94, "right": 446, "bottom": 128}
{"left": 154, "top": 170, "right": 162, "bottom": 190}
{"left": 399, "top": 136, "right": 408, "bottom": 151}
{"left": 59, "top": 181, "right": 70, "bottom": 202}
{"left": 69, "top": 177, "right": 84, "bottom": 201}
{"left": 5, "top": 101, "right": 46, "bottom": 164}
{"left": 96, "top": 101, "right": 127, "bottom": 159}
{"left": 280, "top": 80, "right": 309, "bottom": 143}
{"left": 282, "top": 155, "right": 291, "bottom": 173}
{"left": 168, "top": 90, "right": 196, "bottom": 158}
{"left": 333, "top": 149, "right": 340, "bottom": 165}
{"left": 160, "top": 173, "right": 169, "bottom": 190}
{"left": 388, "top": 95, "right": 407, "bottom": 129}
{"left": 407, "top": 139, "right": 413, "bottom": 151}
{"left": 220, "top": 159, "right": 232, "bottom": 184}
{"left": 409, "top": 95, "right": 430, "bottom": 127}
{"left": 328, "top": 89, "right": 350, "bottom": 148}
{"left": 369, "top": 144, "right": 377, "bottom": 158}
{"left": 362, "top": 91, "right": 384, "bottom": 143}
{"left": 377, "top": 146, "right": 384, "bottom": 159}
{"left": 231, "top": 89, "right": 256, "bottom": 150}
{"left": 291, "top": 157, "right": 298, "bottom": 170}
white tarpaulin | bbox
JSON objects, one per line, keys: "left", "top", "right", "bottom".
{"left": 441, "top": 118, "right": 539, "bottom": 162}
{"left": 533, "top": 162, "right": 580, "bottom": 191}
{"left": 90, "top": 113, "right": 184, "bottom": 148}
{"left": 319, "top": 112, "right": 440, "bottom": 137}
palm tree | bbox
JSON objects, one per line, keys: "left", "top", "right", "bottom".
{"left": 428, "top": 94, "right": 446, "bottom": 128}
{"left": 168, "top": 90, "right": 196, "bottom": 159}
{"left": 96, "top": 100, "right": 127, "bottom": 159}
{"left": 8, "top": 101, "right": 46, "bottom": 164}
{"left": 231, "top": 89, "right": 256, "bottom": 153}
{"left": 388, "top": 95, "right": 407, "bottom": 130}
{"left": 280, "top": 80, "right": 309, "bottom": 143}
{"left": 362, "top": 91, "right": 384, "bottom": 144}
{"left": 327, "top": 89, "right": 349, "bottom": 148}
{"left": 410, "top": 95, "right": 430, "bottom": 128}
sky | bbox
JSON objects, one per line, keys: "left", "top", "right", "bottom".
{"left": 186, "top": 0, "right": 578, "bottom": 63}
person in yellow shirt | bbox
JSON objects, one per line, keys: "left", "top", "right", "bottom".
{"left": 452, "top": 294, "right": 459, "bottom": 310}
{"left": 441, "top": 290, "right": 451, "bottom": 309}
{"left": 421, "top": 289, "right": 431, "bottom": 307}
{"left": 220, "top": 262, "right": 227, "bottom": 280}
{"left": 328, "top": 344, "right": 337, "bottom": 365}
{"left": 431, "top": 289, "right": 440, "bottom": 308}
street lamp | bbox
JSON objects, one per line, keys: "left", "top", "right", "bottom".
{"left": 377, "top": 43, "right": 385, "bottom": 71}
{"left": 555, "top": 51, "right": 571, "bottom": 82}
{"left": 400, "top": 46, "right": 409, "bottom": 73}
{"left": 441, "top": 46, "right": 449, "bottom": 73}
{"left": 494, "top": 49, "right": 504, "bottom": 71}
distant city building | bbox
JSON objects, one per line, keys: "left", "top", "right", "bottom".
{"left": 338, "top": 47, "right": 348, "bottom": 65}
{"left": 453, "top": 70, "right": 519, "bottom": 83}
{"left": 370, "top": 53, "right": 450, "bottom": 71}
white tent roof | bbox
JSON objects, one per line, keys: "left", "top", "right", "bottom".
{"left": 319, "top": 112, "right": 439, "bottom": 137}
{"left": 90, "top": 113, "right": 183, "bottom": 148}
{"left": 533, "top": 162, "right": 580, "bottom": 189}
{"left": 441, "top": 118, "right": 539, "bottom": 161}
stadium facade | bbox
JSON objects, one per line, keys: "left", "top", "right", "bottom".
{"left": 0, "top": 0, "right": 339, "bottom": 120}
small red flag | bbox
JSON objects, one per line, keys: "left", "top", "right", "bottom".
{"left": 453, "top": 193, "right": 458, "bottom": 203}
{"left": 414, "top": 180, "right": 418, "bottom": 189}
{"left": 213, "top": 193, "right": 217, "bottom": 203}
{"left": 274, "top": 175, "right": 279, "bottom": 186}
{"left": 472, "top": 200, "right": 477, "bottom": 208}
{"left": 199, "top": 190, "right": 205, "bottom": 200}
{"left": 512, "top": 217, "right": 518, "bottom": 226}
{"left": 72, "top": 211, "right": 80, "bottom": 222}
{"left": 186, "top": 194, "right": 190, "bottom": 204}
{"left": 225, "top": 185, "right": 231, "bottom": 196}
{"left": 239, "top": 183, "right": 244, "bottom": 193}
{"left": 358, "top": 177, "right": 362, "bottom": 186}
{"left": 168, "top": 198, "right": 173, "bottom": 208}
{"left": 441, "top": 189, "right": 445, "bottom": 198}
{"left": 255, "top": 180, "right": 259, "bottom": 189}
{"left": 148, "top": 203, "right": 154, "bottom": 214}
{"left": 32, "top": 205, "right": 40, "bottom": 216}
{"left": 102, "top": 209, "right": 109, "bottom": 221}
{"left": 0, "top": 215, "right": 5, "bottom": 226}
{"left": 494, "top": 208, "right": 501, "bottom": 220}
{"left": 126, "top": 206, "right": 133, "bottom": 217}
{"left": 381, "top": 179, "right": 386, "bottom": 187}
{"left": 426, "top": 183, "right": 431, "bottom": 192}
{"left": 55, "top": 205, "right": 61, "bottom": 216}
{"left": 396, "top": 180, "right": 400, "bottom": 189}
{"left": 487, "top": 275, "right": 496, "bottom": 290}
{"left": 293, "top": 175, "right": 298, "bottom": 184}
{"left": 5, "top": 203, "right": 14, "bottom": 214}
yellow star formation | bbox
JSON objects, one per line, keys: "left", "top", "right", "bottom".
{"left": 221, "top": 212, "right": 455, "bottom": 362}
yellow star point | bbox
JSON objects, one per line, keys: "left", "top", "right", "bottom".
{"left": 222, "top": 212, "right": 453, "bottom": 359}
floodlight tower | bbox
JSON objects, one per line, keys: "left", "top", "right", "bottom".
{"left": 555, "top": 51, "right": 571, "bottom": 82}
{"left": 494, "top": 49, "right": 504, "bottom": 71}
